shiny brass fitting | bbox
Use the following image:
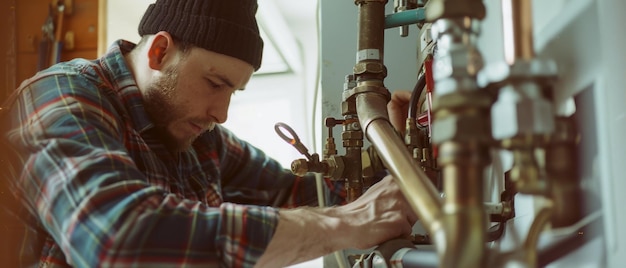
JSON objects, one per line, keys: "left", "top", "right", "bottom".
{"left": 510, "top": 148, "right": 547, "bottom": 195}
{"left": 326, "top": 155, "right": 346, "bottom": 181}
{"left": 290, "top": 159, "right": 309, "bottom": 177}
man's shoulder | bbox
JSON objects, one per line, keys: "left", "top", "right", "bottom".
{"left": 13, "top": 59, "right": 122, "bottom": 114}
{"left": 19, "top": 58, "right": 102, "bottom": 92}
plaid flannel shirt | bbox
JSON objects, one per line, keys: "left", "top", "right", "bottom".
{"left": 0, "top": 40, "right": 344, "bottom": 267}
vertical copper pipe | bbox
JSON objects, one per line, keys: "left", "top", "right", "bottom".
{"left": 356, "top": 0, "right": 386, "bottom": 62}
{"left": 344, "top": 0, "right": 388, "bottom": 201}
{"left": 503, "top": 0, "right": 535, "bottom": 63}
{"left": 353, "top": 0, "right": 445, "bottom": 240}
{"left": 98, "top": 0, "right": 108, "bottom": 56}
{"left": 512, "top": 0, "right": 534, "bottom": 60}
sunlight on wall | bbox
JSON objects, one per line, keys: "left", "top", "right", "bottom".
{"left": 222, "top": 91, "right": 303, "bottom": 169}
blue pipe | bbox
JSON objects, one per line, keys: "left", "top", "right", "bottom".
{"left": 385, "top": 8, "right": 426, "bottom": 29}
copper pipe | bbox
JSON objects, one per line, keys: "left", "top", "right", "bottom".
{"left": 502, "top": 0, "right": 535, "bottom": 64}
{"left": 512, "top": 0, "right": 534, "bottom": 60}
{"left": 356, "top": 0, "right": 386, "bottom": 59}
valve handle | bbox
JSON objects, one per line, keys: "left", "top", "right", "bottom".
{"left": 274, "top": 122, "right": 312, "bottom": 160}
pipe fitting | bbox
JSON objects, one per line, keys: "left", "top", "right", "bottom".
{"left": 431, "top": 18, "right": 484, "bottom": 96}
{"left": 355, "top": 93, "right": 392, "bottom": 134}
{"left": 510, "top": 148, "right": 548, "bottom": 195}
{"left": 325, "top": 155, "right": 346, "bottom": 180}
{"left": 491, "top": 84, "right": 555, "bottom": 143}
{"left": 353, "top": 61, "right": 388, "bottom": 77}
{"left": 425, "top": 0, "right": 486, "bottom": 21}
{"left": 431, "top": 110, "right": 491, "bottom": 144}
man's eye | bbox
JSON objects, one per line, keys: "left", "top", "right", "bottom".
{"left": 207, "top": 79, "right": 222, "bottom": 89}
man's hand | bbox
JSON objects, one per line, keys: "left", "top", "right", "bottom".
{"left": 337, "top": 175, "right": 418, "bottom": 249}
{"left": 387, "top": 90, "right": 413, "bottom": 136}
{"left": 256, "top": 176, "right": 417, "bottom": 267}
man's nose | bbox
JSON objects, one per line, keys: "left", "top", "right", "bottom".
{"left": 209, "top": 95, "right": 230, "bottom": 124}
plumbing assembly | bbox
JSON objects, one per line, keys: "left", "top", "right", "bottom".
{"left": 277, "top": 0, "right": 607, "bottom": 267}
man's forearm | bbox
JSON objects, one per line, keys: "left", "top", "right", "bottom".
{"left": 255, "top": 176, "right": 417, "bottom": 267}
{"left": 255, "top": 206, "right": 345, "bottom": 267}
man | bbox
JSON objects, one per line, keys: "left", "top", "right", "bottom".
{"left": 0, "top": 0, "right": 417, "bottom": 267}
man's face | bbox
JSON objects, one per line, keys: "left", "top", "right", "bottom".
{"left": 142, "top": 47, "right": 254, "bottom": 152}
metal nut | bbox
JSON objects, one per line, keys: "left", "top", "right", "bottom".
{"left": 291, "top": 159, "right": 309, "bottom": 177}
{"left": 326, "top": 156, "right": 345, "bottom": 180}
{"left": 432, "top": 112, "right": 491, "bottom": 144}
{"left": 491, "top": 84, "right": 555, "bottom": 141}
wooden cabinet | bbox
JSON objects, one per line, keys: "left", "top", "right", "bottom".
{"left": 1, "top": 0, "right": 99, "bottom": 103}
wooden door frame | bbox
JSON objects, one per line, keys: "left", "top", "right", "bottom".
{"left": 97, "top": 0, "right": 107, "bottom": 56}
{"left": 4, "top": 0, "right": 17, "bottom": 98}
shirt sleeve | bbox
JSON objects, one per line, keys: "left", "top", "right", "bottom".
{"left": 210, "top": 126, "right": 346, "bottom": 208}
{"left": 3, "top": 70, "right": 279, "bottom": 267}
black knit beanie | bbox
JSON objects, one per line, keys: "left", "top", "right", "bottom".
{"left": 138, "top": 0, "right": 264, "bottom": 71}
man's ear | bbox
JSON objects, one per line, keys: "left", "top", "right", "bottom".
{"left": 147, "top": 31, "right": 176, "bottom": 70}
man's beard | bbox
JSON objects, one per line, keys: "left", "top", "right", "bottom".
{"left": 142, "top": 65, "right": 196, "bottom": 152}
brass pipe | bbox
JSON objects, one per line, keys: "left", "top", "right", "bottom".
{"left": 503, "top": 0, "right": 535, "bottom": 64}
{"left": 343, "top": 0, "right": 387, "bottom": 201}
{"left": 356, "top": 93, "right": 444, "bottom": 237}
{"left": 353, "top": 0, "right": 388, "bottom": 82}
{"left": 512, "top": 0, "right": 535, "bottom": 60}
{"left": 437, "top": 141, "right": 488, "bottom": 267}
{"left": 524, "top": 203, "right": 553, "bottom": 267}
{"left": 428, "top": 14, "right": 490, "bottom": 267}
{"left": 345, "top": 146, "right": 364, "bottom": 202}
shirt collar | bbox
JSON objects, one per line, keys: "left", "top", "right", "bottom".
{"left": 100, "top": 39, "right": 155, "bottom": 133}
